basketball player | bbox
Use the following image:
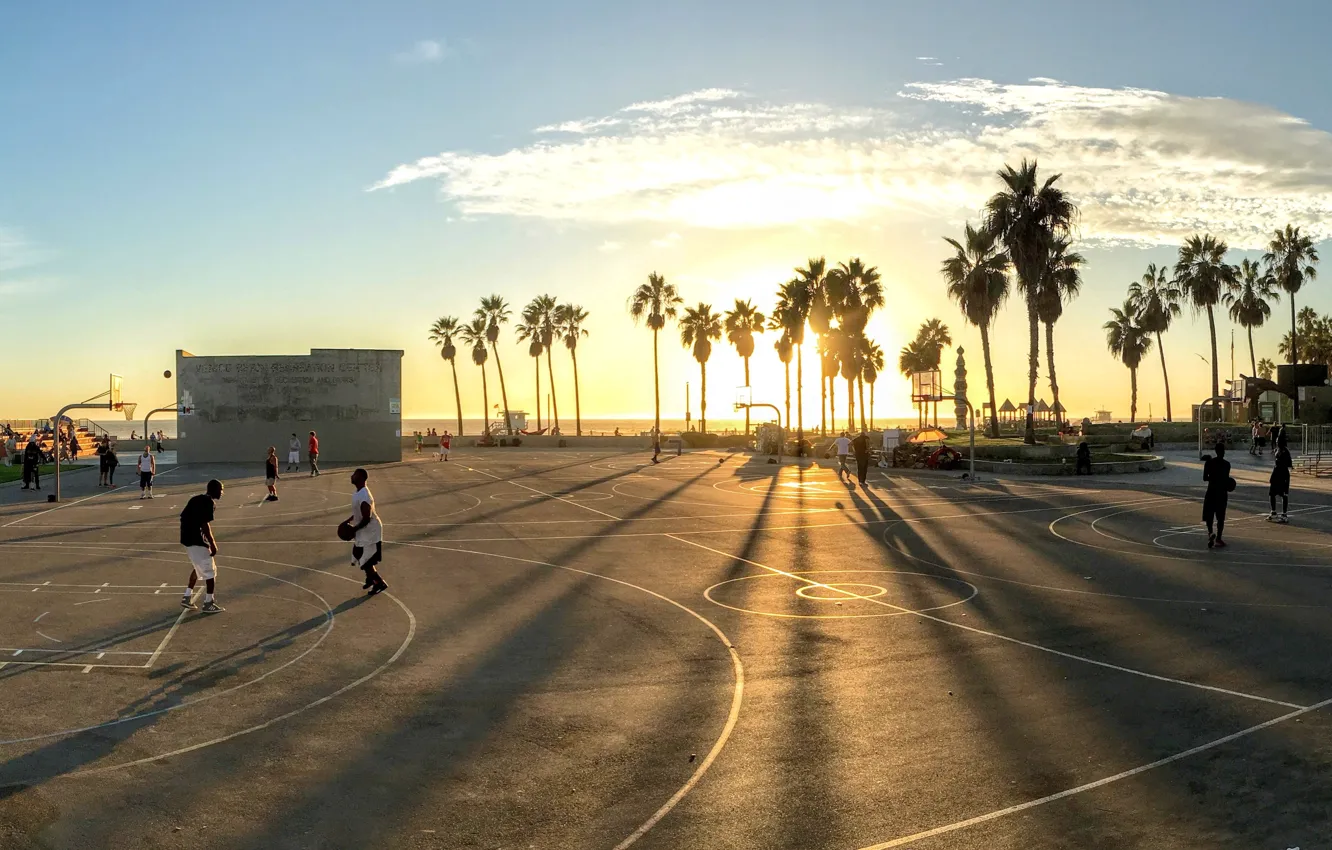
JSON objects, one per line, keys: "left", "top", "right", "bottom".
{"left": 180, "top": 479, "right": 225, "bottom": 613}
{"left": 264, "top": 446, "right": 280, "bottom": 501}
{"left": 287, "top": 433, "right": 301, "bottom": 472}
{"left": 137, "top": 445, "right": 156, "bottom": 499}
{"left": 308, "top": 431, "right": 320, "bottom": 476}
{"left": 437, "top": 430, "right": 451, "bottom": 462}
{"left": 347, "top": 468, "right": 387, "bottom": 594}
{"left": 1202, "top": 441, "right": 1231, "bottom": 548}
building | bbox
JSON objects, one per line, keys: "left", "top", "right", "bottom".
{"left": 175, "top": 348, "right": 403, "bottom": 464}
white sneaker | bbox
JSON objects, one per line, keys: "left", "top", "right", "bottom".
{"left": 1280, "top": 514, "right": 1290, "bottom": 524}
{"left": 1267, "top": 512, "right": 1278, "bottom": 522}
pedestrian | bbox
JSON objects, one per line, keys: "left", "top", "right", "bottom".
{"left": 832, "top": 431, "right": 852, "bottom": 482}
{"left": 437, "top": 430, "right": 451, "bottom": 462}
{"left": 852, "top": 429, "right": 871, "bottom": 486}
{"left": 3, "top": 433, "right": 14, "bottom": 467}
{"left": 286, "top": 433, "right": 301, "bottom": 473}
{"left": 347, "top": 468, "right": 387, "bottom": 595}
{"left": 308, "top": 431, "right": 320, "bottom": 476}
{"left": 651, "top": 427, "right": 661, "bottom": 465}
{"left": 105, "top": 440, "right": 119, "bottom": 486}
{"left": 264, "top": 446, "right": 280, "bottom": 502}
{"left": 1269, "top": 436, "right": 1293, "bottom": 523}
{"left": 137, "top": 445, "right": 157, "bottom": 499}
{"left": 96, "top": 436, "right": 109, "bottom": 486}
{"left": 179, "top": 479, "right": 225, "bottom": 613}
{"left": 21, "top": 437, "right": 41, "bottom": 490}
{"left": 69, "top": 434, "right": 80, "bottom": 461}
{"left": 1202, "top": 441, "right": 1232, "bottom": 548}
{"left": 415, "top": 431, "right": 423, "bottom": 454}
{"left": 1075, "top": 441, "right": 1092, "bottom": 475}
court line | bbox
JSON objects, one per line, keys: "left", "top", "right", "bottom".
{"left": 858, "top": 694, "right": 1332, "bottom": 849}
{"left": 464, "top": 465, "right": 622, "bottom": 521}
{"left": 0, "top": 465, "right": 181, "bottom": 528}
{"left": 393, "top": 539, "right": 743, "bottom": 850}
{"left": 146, "top": 606, "right": 190, "bottom": 667}
{"left": 665, "top": 535, "right": 1306, "bottom": 710}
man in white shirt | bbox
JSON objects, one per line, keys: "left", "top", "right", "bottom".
{"left": 286, "top": 433, "right": 301, "bottom": 472}
{"left": 137, "top": 446, "right": 157, "bottom": 499}
{"left": 348, "top": 468, "right": 387, "bottom": 595}
{"left": 832, "top": 432, "right": 852, "bottom": 482}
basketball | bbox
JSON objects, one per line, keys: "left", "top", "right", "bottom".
{"left": 163, "top": 369, "right": 172, "bottom": 378}
{"left": 1227, "top": 476, "right": 1237, "bottom": 492}
{"left": 337, "top": 520, "right": 355, "bottom": 541}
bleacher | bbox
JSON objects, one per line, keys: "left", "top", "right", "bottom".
{"left": 2, "top": 418, "right": 107, "bottom": 462}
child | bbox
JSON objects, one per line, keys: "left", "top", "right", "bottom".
{"left": 1269, "top": 437, "right": 1292, "bottom": 523}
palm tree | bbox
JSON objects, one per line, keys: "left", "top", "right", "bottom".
{"left": 428, "top": 316, "right": 465, "bottom": 436}
{"left": 774, "top": 331, "right": 793, "bottom": 439}
{"left": 942, "top": 223, "right": 1010, "bottom": 437}
{"left": 1036, "top": 237, "right": 1083, "bottom": 425}
{"left": 829, "top": 258, "right": 884, "bottom": 432}
{"left": 1127, "top": 263, "right": 1182, "bottom": 422}
{"left": 458, "top": 316, "right": 491, "bottom": 434}
{"left": 1258, "top": 357, "right": 1276, "bottom": 380}
{"left": 899, "top": 340, "right": 931, "bottom": 428}
{"left": 514, "top": 310, "right": 544, "bottom": 431}
{"left": 861, "top": 338, "right": 884, "bottom": 430}
{"left": 723, "top": 299, "right": 766, "bottom": 436}
{"left": 984, "top": 159, "right": 1078, "bottom": 443}
{"left": 819, "top": 333, "right": 840, "bottom": 433}
{"left": 527, "top": 294, "right": 561, "bottom": 433}
{"left": 555, "top": 303, "right": 589, "bottom": 436}
{"left": 1105, "top": 301, "right": 1153, "bottom": 423}
{"left": 1174, "top": 234, "right": 1238, "bottom": 414}
{"left": 916, "top": 319, "right": 952, "bottom": 426}
{"left": 772, "top": 280, "right": 809, "bottom": 449}
{"left": 795, "top": 258, "right": 832, "bottom": 435}
{"left": 1265, "top": 225, "right": 1319, "bottom": 416}
{"left": 628, "top": 272, "right": 684, "bottom": 441}
{"left": 679, "top": 303, "right": 723, "bottom": 434}
{"left": 477, "top": 295, "right": 514, "bottom": 434}
{"left": 1224, "top": 259, "right": 1278, "bottom": 377}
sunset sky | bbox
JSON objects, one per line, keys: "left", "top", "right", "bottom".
{"left": 6, "top": 1, "right": 1332, "bottom": 424}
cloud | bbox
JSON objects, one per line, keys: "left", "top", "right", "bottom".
{"left": 394, "top": 39, "right": 452, "bottom": 64}
{"left": 371, "top": 79, "right": 1332, "bottom": 247}
{"left": 916, "top": 56, "right": 943, "bottom": 66}
{"left": 597, "top": 240, "right": 623, "bottom": 253}
{"left": 0, "top": 227, "right": 47, "bottom": 274}
{"left": 650, "top": 233, "right": 681, "bottom": 248}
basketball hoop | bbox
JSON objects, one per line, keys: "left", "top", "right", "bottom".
{"left": 911, "top": 370, "right": 943, "bottom": 403}
{"left": 734, "top": 385, "right": 752, "bottom": 411}
{"left": 117, "top": 402, "right": 138, "bottom": 421}
{"left": 109, "top": 374, "right": 123, "bottom": 410}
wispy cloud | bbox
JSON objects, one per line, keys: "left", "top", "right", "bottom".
{"left": 372, "top": 79, "right": 1332, "bottom": 247}
{"left": 650, "top": 232, "right": 681, "bottom": 248}
{"left": 394, "top": 39, "right": 453, "bottom": 64}
{"left": 597, "top": 240, "right": 623, "bottom": 253}
{"left": 0, "top": 226, "right": 56, "bottom": 292}
{"left": 916, "top": 56, "right": 944, "bottom": 66}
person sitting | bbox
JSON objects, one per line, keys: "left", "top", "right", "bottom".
{"left": 926, "top": 444, "right": 962, "bottom": 471}
{"left": 1075, "top": 441, "right": 1093, "bottom": 474}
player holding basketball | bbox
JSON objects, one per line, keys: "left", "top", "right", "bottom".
{"left": 137, "top": 445, "right": 157, "bottom": 499}
{"left": 180, "top": 479, "right": 225, "bottom": 613}
{"left": 1202, "top": 441, "right": 1232, "bottom": 548}
{"left": 348, "top": 468, "right": 387, "bottom": 595}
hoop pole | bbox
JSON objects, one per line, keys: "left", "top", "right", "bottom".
{"left": 144, "top": 403, "right": 181, "bottom": 447}
{"left": 738, "top": 402, "right": 782, "bottom": 465}
{"left": 51, "top": 392, "right": 112, "bottom": 503}
{"left": 1195, "top": 395, "right": 1235, "bottom": 459}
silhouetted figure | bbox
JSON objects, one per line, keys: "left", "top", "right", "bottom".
{"left": 1202, "top": 441, "right": 1232, "bottom": 548}
{"left": 852, "top": 430, "right": 871, "bottom": 485}
{"left": 1269, "top": 437, "right": 1293, "bottom": 523}
{"left": 1075, "top": 441, "right": 1092, "bottom": 475}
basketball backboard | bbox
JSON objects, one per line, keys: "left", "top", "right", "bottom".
{"left": 110, "top": 374, "right": 123, "bottom": 409}
{"left": 735, "top": 386, "right": 752, "bottom": 410}
{"left": 911, "top": 370, "right": 943, "bottom": 403}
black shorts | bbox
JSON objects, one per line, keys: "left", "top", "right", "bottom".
{"left": 1202, "top": 495, "right": 1228, "bottom": 523}
{"left": 139, "top": 471, "right": 153, "bottom": 488}
{"left": 352, "top": 542, "right": 383, "bottom": 570}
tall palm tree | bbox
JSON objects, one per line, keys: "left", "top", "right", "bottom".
{"left": 514, "top": 310, "right": 544, "bottom": 431}
{"left": 829, "top": 258, "right": 884, "bottom": 432}
{"left": 458, "top": 316, "right": 491, "bottom": 434}
{"left": 428, "top": 316, "right": 464, "bottom": 436}
{"left": 628, "top": 272, "right": 684, "bottom": 440}
{"left": 478, "top": 295, "right": 514, "bottom": 434}
{"left": 1127, "top": 263, "right": 1182, "bottom": 422}
{"left": 524, "top": 294, "right": 560, "bottom": 433}
{"left": 772, "top": 280, "right": 809, "bottom": 449}
{"left": 1174, "top": 234, "right": 1238, "bottom": 415}
{"left": 774, "top": 331, "right": 793, "bottom": 439}
{"left": 1224, "top": 259, "right": 1278, "bottom": 377}
{"left": 899, "top": 340, "right": 931, "bottom": 428}
{"left": 795, "top": 258, "right": 832, "bottom": 435}
{"left": 723, "top": 299, "right": 766, "bottom": 436}
{"left": 1105, "top": 301, "right": 1154, "bottom": 423}
{"left": 1265, "top": 225, "right": 1319, "bottom": 416}
{"left": 1036, "top": 237, "right": 1083, "bottom": 425}
{"left": 862, "top": 340, "right": 884, "bottom": 429}
{"left": 819, "top": 333, "right": 840, "bottom": 434}
{"left": 1257, "top": 357, "right": 1276, "bottom": 380}
{"left": 942, "top": 223, "right": 1011, "bottom": 437}
{"left": 916, "top": 319, "right": 952, "bottom": 426}
{"left": 679, "top": 303, "right": 723, "bottom": 434}
{"left": 984, "top": 159, "right": 1078, "bottom": 443}
{"left": 555, "top": 303, "right": 589, "bottom": 436}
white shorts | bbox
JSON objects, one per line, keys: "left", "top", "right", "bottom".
{"left": 186, "top": 546, "right": 217, "bottom": 580}
{"left": 288, "top": 451, "right": 299, "bottom": 464}
{"left": 438, "top": 445, "right": 449, "bottom": 455}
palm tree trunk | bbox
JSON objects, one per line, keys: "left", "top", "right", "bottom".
{"left": 653, "top": 329, "right": 661, "bottom": 440}
{"left": 829, "top": 376, "right": 836, "bottom": 434}
{"left": 1247, "top": 325, "right": 1257, "bottom": 380}
{"left": 1207, "top": 305, "right": 1220, "bottom": 417}
{"left": 847, "top": 376, "right": 854, "bottom": 434}
{"left": 980, "top": 323, "right": 999, "bottom": 439}
{"left": 493, "top": 346, "right": 513, "bottom": 435}
{"left": 480, "top": 365, "right": 490, "bottom": 435}
{"left": 869, "top": 382, "right": 875, "bottom": 429}
{"left": 700, "top": 362, "right": 708, "bottom": 434}
{"left": 1156, "top": 331, "right": 1171, "bottom": 423}
{"left": 1025, "top": 301, "right": 1039, "bottom": 444}
{"left": 1130, "top": 365, "right": 1138, "bottom": 424}
{"left": 858, "top": 376, "right": 867, "bottom": 432}
{"left": 1290, "top": 296, "right": 1301, "bottom": 418}
{"left": 450, "top": 359, "right": 464, "bottom": 436}
{"left": 796, "top": 343, "right": 804, "bottom": 452}
{"left": 1045, "top": 320, "right": 1061, "bottom": 427}
{"left": 546, "top": 349, "right": 560, "bottom": 433}
{"left": 783, "top": 359, "right": 791, "bottom": 444}
{"left": 743, "top": 357, "right": 751, "bottom": 436}
{"left": 820, "top": 371, "right": 826, "bottom": 436}
{"left": 534, "top": 355, "right": 541, "bottom": 430}
{"left": 571, "top": 347, "right": 582, "bottom": 437}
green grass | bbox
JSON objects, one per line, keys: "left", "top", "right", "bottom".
{"left": 0, "top": 463, "right": 94, "bottom": 485}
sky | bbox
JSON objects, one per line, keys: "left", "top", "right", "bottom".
{"left": 5, "top": 0, "right": 1332, "bottom": 425}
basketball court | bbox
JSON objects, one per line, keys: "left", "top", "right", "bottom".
{"left": 0, "top": 442, "right": 1329, "bottom": 849}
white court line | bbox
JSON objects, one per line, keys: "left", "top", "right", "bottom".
{"left": 33, "top": 611, "right": 48, "bottom": 623}
{"left": 74, "top": 597, "right": 109, "bottom": 606}
{"left": 665, "top": 535, "right": 1305, "bottom": 710}
{"left": 465, "top": 466, "right": 622, "bottom": 521}
{"left": 394, "top": 539, "right": 743, "bottom": 850}
{"left": 858, "top": 694, "right": 1332, "bottom": 849}
{"left": 36, "top": 631, "right": 61, "bottom": 643}
{"left": 1, "top": 466, "right": 180, "bottom": 528}
{"left": 146, "top": 607, "right": 190, "bottom": 668}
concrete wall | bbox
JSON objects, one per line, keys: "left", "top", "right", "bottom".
{"left": 176, "top": 349, "right": 403, "bottom": 464}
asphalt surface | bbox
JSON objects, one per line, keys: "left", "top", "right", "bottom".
{"left": 0, "top": 447, "right": 1329, "bottom": 849}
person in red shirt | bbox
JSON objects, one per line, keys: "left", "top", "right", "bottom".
{"left": 308, "top": 431, "right": 320, "bottom": 477}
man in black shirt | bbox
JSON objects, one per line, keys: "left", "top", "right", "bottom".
{"left": 180, "top": 479, "right": 225, "bottom": 613}
{"left": 1202, "top": 442, "right": 1231, "bottom": 548}
{"left": 21, "top": 438, "right": 41, "bottom": 490}
{"left": 852, "top": 430, "right": 871, "bottom": 486}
